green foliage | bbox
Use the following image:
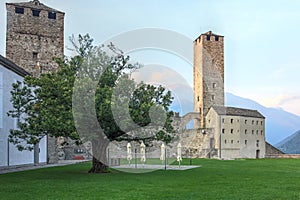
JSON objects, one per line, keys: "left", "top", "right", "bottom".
{"left": 7, "top": 34, "right": 175, "bottom": 151}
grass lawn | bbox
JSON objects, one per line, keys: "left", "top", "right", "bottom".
{"left": 0, "top": 159, "right": 299, "bottom": 200}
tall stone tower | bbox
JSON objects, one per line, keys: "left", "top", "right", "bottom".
{"left": 6, "top": 0, "right": 65, "bottom": 164}
{"left": 6, "top": 0, "right": 64, "bottom": 75}
{"left": 194, "top": 31, "right": 224, "bottom": 128}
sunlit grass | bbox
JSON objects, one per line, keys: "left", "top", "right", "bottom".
{"left": 0, "top": 159, "right": 299, "bottom": 199}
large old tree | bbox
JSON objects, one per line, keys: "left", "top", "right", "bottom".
{"left": 8, "top": 34, "right": 174, "bottom": 173}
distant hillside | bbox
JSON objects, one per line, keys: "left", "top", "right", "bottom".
{"left": 170, "top": 88, "right": 300, "bottom": 145}
{"left": 275, "top": 130, "right": 300, "bottom": 154}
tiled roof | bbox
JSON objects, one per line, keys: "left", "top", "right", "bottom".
{"left": 0, "top": 54, "right": 30, "bottom": 77}
{"left": 6, "top": 0, "right": 64, "bottom": 13}
{"left": 212, "top": 106, "right": 265, "bottom": 119}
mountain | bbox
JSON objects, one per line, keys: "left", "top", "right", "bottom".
{"left": 275, "top": 130, "right": 300, "bottom": 154}
{"left": 170, "top": 88, "right": 300, "bottom": 145}
{"left": 225, "top": 93, "right": 300, "bottom": 145}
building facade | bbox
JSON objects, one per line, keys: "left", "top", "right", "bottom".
{"left": 0, "top": 55, "right": 47, "bottom": 167}
{"left": 206, "top": 106, "right": 266, "bottom": 159}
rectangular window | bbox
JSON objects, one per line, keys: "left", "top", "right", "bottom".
{"left": 245, "top": 140, "right": 247, "bottom": 145}
{"left": 32, "top": 9, "right": 40, "bottom": 17}
{"left": 231, "top": 129, "right": 233, "bottom": 134}
{"left": 215, "top": 36, "right": 219, "bottom": 41}
{"left": 261, "top": 121, "right": 263, "bottom": 125}
{"left": 252, "top": 120, "right": 254, "bottom": 125}
{"left": 252, "top": 130, "right": 254, "bottom": 134}
{"left": 222, "top": 118, "right": 225, "bottom": 123}
{"left": 231, "top": 140, "right": 234, "bottom": 144}
{"left": 206, "top": 35, "right": 211, "bottom": 41}
{"left": 256, "top": 140, "right": 259, "bottom": 147}
{"left": 48, "top": 12, "right": 56, "bottom": 19}
{"left": 261, "top": 130, "right": 263, "bottom": 135}
{"left": 211, "top": 95, "right": 215, "bottom": 101}
{"left": 230, "top": 119, "right": 233, "bottom": 123}
{"left": 33, "top": 52, "right": 38, "bottom": 60}
{"left": 245, "top": 120, "right": 247, "bottom": 124}
{"left": 197, "top": 96, "right": 199, "bottom": 102}
{"left": 222, "top": 129, "right": 225, "bottom": 134}
{"left": 245, "top": 129, "right": 247, "bottom": 134}
{"left": 213, "top": 83, "right": 216, "bottom": 88}
{"left": 15, "top": 7, "right": 24, "bottom": 14}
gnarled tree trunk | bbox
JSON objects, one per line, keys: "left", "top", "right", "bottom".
{"left": 89, "top": 137, "right": 110, "bottom": 173}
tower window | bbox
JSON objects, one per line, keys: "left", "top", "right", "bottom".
{"left": 15, "top": 7, "right": 24, "bottom": 14}
{"left": 245, "top": 140, "right": 247, "bottom": 145}
{"left": 231, "top": 140, "right": 234, "bottom": 144}
{"left": 206, "top": 35, "right": 210, "bottom": 41}
{"left": 211, "top": 95, "right": 215, "bottom": 101}
{"left": 230, "top": 119, "right": 233, "bottom": 123}
{"left": 213, "top": 83, "right": 216, "bottom": 88}
{"left": 48, "top": 12, "right": 56, "bottom": 19}
{"left": 245, "top": 129, "right": 247, "bottom": 134}
{"left": 230, "top": 129, "right": 233, "bottom": 134}
{"left": 32, "top": 9, "right": 40, "bottom": 17}
{"left": 256, "top": 140, "right": 259, "bottom": 147}
{"left": 215, "top": 36, "right": 219, "bottom": 41}
{"left": 222, "top": 129, "right": 225, "bottom": 134}
{"left": 197, "top": 96, "right": 199, "bottom": 102}
{"left": 33, "top": 52, "right": 38, "bottom": 60}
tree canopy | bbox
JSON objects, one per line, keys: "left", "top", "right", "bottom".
{"left": 8, "top": 34, "right": 175, "bottom": 172}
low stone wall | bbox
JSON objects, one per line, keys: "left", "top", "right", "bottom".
{"left": 265, "top": 154, "right": 300, "bottom": 159}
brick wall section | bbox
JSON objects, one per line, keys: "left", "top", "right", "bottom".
{"left": 6, "top": 1, "right": 64, "bottom": 75}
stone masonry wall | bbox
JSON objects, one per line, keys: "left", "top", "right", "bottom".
{"left": 194, "top": 31, "right": 224, "bottom": 127}
{"left": 6, "top": 2, "right": 64, "bottom": 75}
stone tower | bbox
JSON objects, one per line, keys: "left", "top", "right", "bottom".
{"left": 6, "top": 0, "right": 65, "bottom": 164}
{"left": 194, "top": 31, "right": 224, "bottom": 128}
{"left": 6, "top": 0, "right": 64, "bottom": 75}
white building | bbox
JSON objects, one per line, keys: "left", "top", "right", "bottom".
{"left": 0, "top": 55, "right": 47, "bottom": 167}
{"left": 206, "top": 106, "right": 266, "bottom": 159}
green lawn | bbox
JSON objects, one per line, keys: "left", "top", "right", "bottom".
{"left": 0, "top": 159, "right": 299, "bottom": 200}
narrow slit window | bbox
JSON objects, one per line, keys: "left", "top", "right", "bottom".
{"left": 33, "top": 52, "right": 38, "bottom": 60}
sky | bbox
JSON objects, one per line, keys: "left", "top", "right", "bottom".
{"left": 1, "top": 0, "right": 300, "bottom": 116}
